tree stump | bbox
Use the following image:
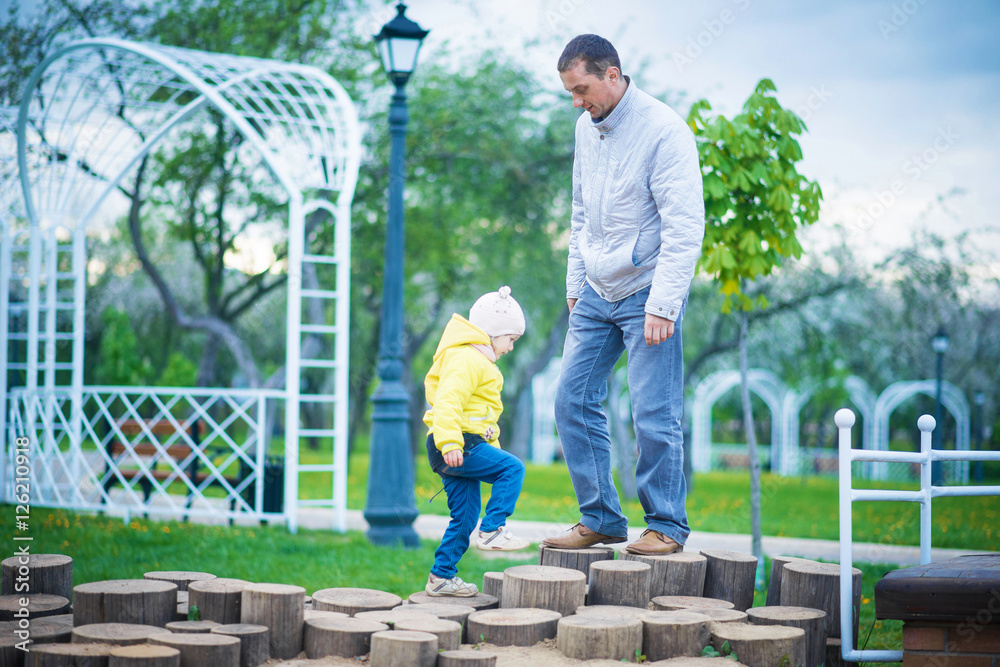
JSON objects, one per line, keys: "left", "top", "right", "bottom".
{"left": 0, "top": 634, "right": 25, "bottom": 667}
{"left": 619, "top": 551, "right": 707, "bottom": 598}
{"left": 538, "top": 545, "right": 615, "bottom": 580}
{"left": 0, "top": 593, "right": 70, "bottom": 620}
{"left": 239, "top": 583, "right": 304, "bottom": 659}
{"left": 640, "top": 610, "right": 712, "bottom": 661}
{"left": 72, "top": 623, "right": 171, "bottom": 646}
{"left": 826, "top": 637, "right": 846, "bottom": 667}
{"left": 700, "top": 549, "right": 758, "bottom": 612}
{"left": 407, "top": 591, "right": 498, "bottom": 611}
{"left": 149, "top": 633, "right": 240, "bottom": 667}
{"left": 311, "top": 587, "right": 401, "bottom": 616}
{"left": 354, "top": 609, "right": 435, "bottom": 628}
{"left": 573, "top": 605, "right": 649, "bottom": 620}
{"left": 765, "top": 556, "right": 812, "bottom": 606}
{"left": 0, "top": 616, "right": 73, "bottom": 646}
{"left": 710, "top": 623, "right": 806, "bottom": 667}
{"left": 369, "top": 629, "right": 438, "bottom": 667}
{"left": 437, "top": 649, "right": 498, "bottom": 666}
{"left": 650, "top": 595, "right": 735, "bottom": 612}
{"left": 748, "top": 605, "right": 827, "bottom": 667}
{"left": 187, "top": 579, "right": 250, "bottom": 625}
{"left": 556, "top": 614, "right": 643, "bottom": 661}
{"left": 2, "top": 554, "right": 74, "bottom": 602}
{"left": 394, "top": 602, "right": 476, "bottom": 642}
{"left": 176, "top": 592, "right": 188, "bottom": 606}
{"left": 143, "top": 573, "right": 215, "bottom": 594}
{"left": 392, "top": 616, "right": 462, "bottom": 651}
{"left": 164, "top": 620, "right": 220, "bottom": 634}
{"left": 500, "top": 565, "right": 585, "bottom": 618}
{"left": 74, "top": 581, "right": 177, "bottom": 628}
{"left": 27, "top": 642, "right": 116, "bottom": 666}
{"left": 587, "top": 560, "right": 651, "bottom": 608}
{"left": 109, "top": 644, "right": 182, "bottom": 667}
{"left": 779, "top": 560, "right": 861, "bottom": 641}
{"left": 302, "top": 617, "right": 387, "bottom": 659}
{"left": 466, "top": 608, "right": 561, "bottom": 646}
{"left": 482, "top": 572, "right": 504, "bottom": 600}
{"left": 210, "top": 624, "right": 269, "bottom": 667}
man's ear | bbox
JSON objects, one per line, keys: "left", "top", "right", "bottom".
{"left": 607, "top": 66, "right": 621, "bottom": 83}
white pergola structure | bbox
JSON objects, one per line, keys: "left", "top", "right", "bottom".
{"left": 2, "top": 39, "right": 360, "bottom": 531}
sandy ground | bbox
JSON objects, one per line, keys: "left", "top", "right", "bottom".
{"left": 266, "top": 638, "right": 747, "bottom": 666}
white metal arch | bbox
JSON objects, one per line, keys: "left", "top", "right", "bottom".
{"left": 779, "top": 376, "right": 877, "bottom": 476}
{"left": 691, "top": 369, "right": 787, "bottom": 473}
{"left": 4, "top": 39, "right": 361, "bottom": 531}
{"left": 872, "top": 380, "right": 971, "bottom": 481}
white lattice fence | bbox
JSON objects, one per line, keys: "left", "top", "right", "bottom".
{"left": 7, "top": 386, "right": 284, "bottom": 522}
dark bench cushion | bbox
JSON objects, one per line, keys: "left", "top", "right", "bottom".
{"left": 875, "top": 554, "right": 1000, "bottom": 621}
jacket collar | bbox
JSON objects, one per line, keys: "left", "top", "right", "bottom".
{"left": 591, "top": 75, "right": 634, "bottom": 134}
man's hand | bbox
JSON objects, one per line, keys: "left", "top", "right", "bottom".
{"left": 567, "top": 298, "right": 578, "bottom": 312}
{"left": 644, "top": 313, "right": 675, "bottom": 346}
{"left": 443, "top": 449, "right": 464, "bottom": 468}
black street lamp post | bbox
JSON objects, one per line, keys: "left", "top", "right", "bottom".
{"left": 364, "top": 3, "right": 428, "bottom": 547}
{"left": 931, "top": 327, "right": 949, "bottom": 486}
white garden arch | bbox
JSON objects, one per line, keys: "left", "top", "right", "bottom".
{"left": 2, "top": 39, "right": 361, "bottom": 531}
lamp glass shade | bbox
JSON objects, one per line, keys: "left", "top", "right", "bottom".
{"left": 932, "top": 333, "right": 949, "bottom": 354}
{"left": 374, "top": 3, "right": 429, "bottom": 85}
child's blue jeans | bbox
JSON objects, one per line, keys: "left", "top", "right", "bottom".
{"left": 426, "top": 433, "right": 525, "bottom": 579}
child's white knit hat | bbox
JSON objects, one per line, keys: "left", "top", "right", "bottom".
{"left": 469, "top": 286, "right": 526, "bottom": 337}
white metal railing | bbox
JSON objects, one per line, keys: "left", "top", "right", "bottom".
{"left": 6, "top": 385, "right": 286, "bottom": 523}
{"left": 836, "top": 408, "right": 1000, "bottom": 663}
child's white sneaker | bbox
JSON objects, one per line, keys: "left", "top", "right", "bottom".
{"left": 426, "top": 574, "right": 479, "bottom": 597}
{"left": 477, "top": 527, "right": 529, "bottom": 551}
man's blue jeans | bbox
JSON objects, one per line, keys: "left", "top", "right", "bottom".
{"left": 554, "top": 282, "right": 690, "bottom": 544}
{"left": 426, "top": 433, "right": 525, "bottom": 579}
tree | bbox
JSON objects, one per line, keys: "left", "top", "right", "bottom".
{"left": 688, "top": 79, "right": 823, "bottom": 584}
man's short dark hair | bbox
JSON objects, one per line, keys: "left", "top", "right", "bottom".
{"left": 557, "top": 34, "right": 622, "bottom": 79}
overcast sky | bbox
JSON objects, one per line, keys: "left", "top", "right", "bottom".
{"left": 373, "top": 0, "right": 1000, "bottom": 269}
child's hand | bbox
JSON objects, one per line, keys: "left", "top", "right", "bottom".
{"left": 443, "top": 449, "right": 464, "bottom": 468}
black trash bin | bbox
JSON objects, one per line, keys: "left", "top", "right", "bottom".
{"left": 262, "top": 456, "right": 285, "bottom": 514}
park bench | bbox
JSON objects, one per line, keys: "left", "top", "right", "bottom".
{"left": 102, "top": 418, "right": 249, "bottom": 513}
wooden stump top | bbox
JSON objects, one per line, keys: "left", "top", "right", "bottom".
{"left": 699, "top": 548, "right": 758, "bottom": 563}
{"left": 1, "top": 554, "right": 72, "bottom": 568}
{"left": 407, "top": 591, "right": 498, "bottom": 610}
{"left": 469, "top": 608, "right": 562, "bottom": 626}
{"left": 304, "top": 616, "right": 389, "bottom": 633}
{"left": 784, "top": 560, "right": 861, "bottom": 578}
{"left": 304, "top": 609, "right": 350, "bottom": 622}
{"left": 355, "top": 609, "right": 437, "bottom": 626}
{"left": 72, "top": 622, "right": 172, "bottom": 644}
{"left": 188, "top": 578, "right": 250, "bottom": 594}
{"left": 151, "top": 633, "right": 241, "bottom": 648}
{"left": 144, "top": 572, "right": 216, "bottom": 591}
{"left": 165, "top": 620, "right": 221, "bottom": 633}
{"left": 623, "top": 551, "right": 707, "bottom": 564}
{"left": 538, "top": 545, "right": 615, "bottom": 558}
{"left": 110, "top": 644, "right": 182, "bottom": 658}
{"left": 438, "top": 649, "right": 498, "bottom": 664}
{"left": 0, "top": 616, "right": 73, "bottom": 643}
{"left": 211, "top": 623, "right": 269, "bottom": 636}
{"left": 640, "top": 610, "right": 713, "bottom": 624}
{"left": 590, "top": 560, "right": 650, "bottom": 574}
{"left": 651, "top": 595, "right": 735, "bottom": 611}
{"left": 0, "top": 593, "right": 69, "bottom": 618}
{"left": 747, "top": 606, "right": 826, "bottom": 623}
{"left": 28, "top": 643, "right": 116, "bottom": 656}
{"left": 312, "top": 587, "right": 401, "bottom": 613}
{"left": 711, "top": 622, "right": 805, "bottom": 642}
{"left": 574, "top": 605, "right": 648, "bottom": 619}
{"left": 393, "top": 616, "right": 462, "bottom": 634}
{"left": 76, "top": 579, "right": 177, "bottom": 596}
{"left": 874, "top": 554, "right": 1000, "bottom": 621}
{"left": 505, "top": 565, "right": 586, "bottom": 583}
{"left": 241, "top": 582, "right": 305, "bottom": 596}
{"left": 558, "top": 614, "right": 642, "bottom": 630}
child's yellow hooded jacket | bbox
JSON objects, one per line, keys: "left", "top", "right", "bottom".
{"left": 423, "top": 314, "right": 504, "bottom": 456}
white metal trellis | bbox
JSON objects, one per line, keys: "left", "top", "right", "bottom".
{"left": 4, "top": 39, "right": 361, "bottom": 531}
{"left": 836, "top": 409, "right": 1000, "bottom": 663}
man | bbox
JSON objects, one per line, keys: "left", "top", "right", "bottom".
{"left": 542, "top": 34, "right": 704, "bottom": 555}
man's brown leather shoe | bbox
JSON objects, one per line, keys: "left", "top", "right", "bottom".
{"left": 624, "top": 529, "right": 684, "bottom": 555}
{"left": 541, "top": 523, "right": 627, "bottom": 550}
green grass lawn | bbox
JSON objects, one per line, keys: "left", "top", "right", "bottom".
{"left": 0, "top": 507, "right": 904, "bottom": 655}
{"left": 331, "top": 453, "right": 999, "bottom": 552}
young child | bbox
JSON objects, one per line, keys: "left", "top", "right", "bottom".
{"left": 423, "top": 286, "right": 530, "bottom": 597}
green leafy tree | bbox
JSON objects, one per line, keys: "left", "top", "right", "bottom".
{"left": 94, "top": 308, "right": 152, "bottom": 386}
{"left": 688, "top": 79, "right": 822, "bottom": 581}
